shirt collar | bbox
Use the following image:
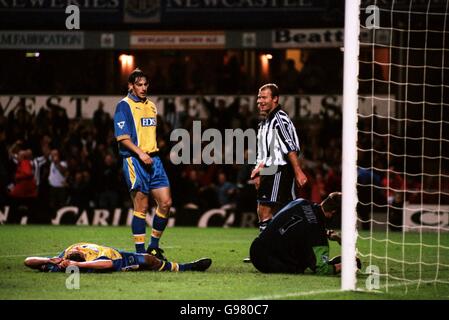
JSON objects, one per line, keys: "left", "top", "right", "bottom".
{"left": 267, "top": 105, "right": 281, "bottom": 121}
{"left": 128, "top": 92, "right": 147, "bottom": 103}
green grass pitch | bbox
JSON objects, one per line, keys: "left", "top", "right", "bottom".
{"left": 0, "top": 225, "right": 448, "bottom": 300}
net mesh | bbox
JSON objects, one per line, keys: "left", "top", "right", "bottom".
{"left": 356, "top": 0, "right": 449, "bottom": 291}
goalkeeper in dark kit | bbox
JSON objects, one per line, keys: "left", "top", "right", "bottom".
{"left": 249, "top": 192, "right": 361, "bottom": 275}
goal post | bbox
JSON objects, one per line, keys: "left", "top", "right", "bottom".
{"left": 341, "top": 0, "right": 361, "bottom": 291}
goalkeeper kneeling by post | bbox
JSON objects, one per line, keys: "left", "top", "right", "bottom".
{"left": 249, "top": 192, "right": 361, "bottom": 275}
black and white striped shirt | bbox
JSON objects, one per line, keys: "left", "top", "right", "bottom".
{"left": 31, "top": 156, "right": 47, "bottom": 186}
{"left": 256, "top": 106, "right": 300, "bottom": 167}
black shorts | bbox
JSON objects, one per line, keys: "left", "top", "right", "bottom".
{"left": 257, "top": 165, "right": 295, "bottom": 206}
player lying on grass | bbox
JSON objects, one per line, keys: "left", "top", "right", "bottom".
{"left": 24, "top": 242, "right": 212, "bottom": 273}
{"left": 249, "top": 192, "right": 361, "bottom": 275}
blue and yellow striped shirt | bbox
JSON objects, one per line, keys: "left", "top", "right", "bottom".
{"left": 113, "top": 93, "right": 159, "bottom": 158}
{"left": 61, "top": 243, "right": 122, "bottom": 262}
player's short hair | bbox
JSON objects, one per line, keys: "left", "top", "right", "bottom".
{"left": 321, "top": 192, "right": 342, "bottom": 215}
{"left": 128, "top": 68, "right": 148, "bottom": 84}
{"left": 66, "top": 251, "right": 86, "bottom": 262}
{"left": 259, "top": 83, "right": 279, "bottom": 98}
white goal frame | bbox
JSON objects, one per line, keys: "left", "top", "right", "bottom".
{"left": 341, "top": 0, "right": 361, "bottom": 291}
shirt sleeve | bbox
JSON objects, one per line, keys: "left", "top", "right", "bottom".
{"left": 114, "top": 101, "right": 132, "bottom": 141}
{"left": 274, "top": 115, "right": 299, "bottom": 154}
{"left": 255, "top": 124, "right": 264, "bottom": 166}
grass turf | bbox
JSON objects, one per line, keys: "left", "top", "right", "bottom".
{"left": 0, "top": 225, "right": 448, "bottom": 300}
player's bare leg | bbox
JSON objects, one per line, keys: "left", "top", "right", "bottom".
{"left": 147, "top": 187, "right": 172, "bottom": 260}
{"left": 258, "top": 203, "right": 273, "bottom": 226}
{"left": 130, "top": 191, "right": 149, "bottom": 253}
{"left": 257, "top": 203, "right": 281, "bottom": 231}
{"left": 151, "top": 187, "right": 172, "bottom": 217}
{"left": 131, "top": 190, "right": 150, "bottom": 212}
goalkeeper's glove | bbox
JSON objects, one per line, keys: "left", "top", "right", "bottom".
{"left": 328, "top": 255, "right": 362, "bottom": 270}
{"left": 326, "top": 229, "right": 342, "bottom": 244}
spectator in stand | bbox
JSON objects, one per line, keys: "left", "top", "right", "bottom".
{"left": 382, "top": 164, "right": 406, "bottom": 206}
{"left": 310, "top": 168, "right": 327, "bottom": 203}
{"left": 406, "top": 176, "right": 422, "bottom": 204}
{"left": 277, "top": 59, "right": 301, "bottom": 94}
{"left": 30, "top": 137, "right": 51, "bottom": 223}
{"left": 215, "top": 171, "right": 237, "bottom": 207}
{"left": 93, "top": 102, "right": 112, "bottom": 145}
{"left": 382, "top": 164, "right": 407, "bottom": 231}
{"left": 8, "top": 148, "right": 38, "bottom": 222}
{"left": 97, "top": 154, "right": 120, "bottom": 210}
{"left": 0, "top": 125, "right": 12, "bottom": 206}
{"left": 323, "top": 165, "right": 341, "bottom": 196}
{"left": 31, "top": 141, "right": 50, "bottom": 193}
{"left": 180, "top": 168, "right": 202, "bottom": 209}
{"left": 234, "top": 149, "right": 258, "bottom": 214}
{"left": 68, "top": 170, "right": 92, "bottom": 212}
{"left": 7, "top": 102, "right": 33, "bottom": 144}
{"left": 49, "top": 106, "right": 69, "bottom": 147}
{"left": 297, "top": 51, "right": 329, "bottom": 94}
{"left": 357, "top": 166, "right": 383, "bottom": 230}
{"left": 48, "top": 149, "right": 68, "bottom": 212}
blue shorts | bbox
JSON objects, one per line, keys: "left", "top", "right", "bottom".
{"left": 112, "top": 252, "right": 148, "bottom": 271}
{"left": 122, "top": 155, "right": 170, "bottom": 194}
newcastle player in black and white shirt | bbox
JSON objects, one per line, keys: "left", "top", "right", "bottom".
{"left": 250, "top": 83, "right": 308, "bottom": 233}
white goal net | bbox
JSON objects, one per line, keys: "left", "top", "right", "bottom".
{"left": 353, "top": 0, "right": 449, "bottom": 292}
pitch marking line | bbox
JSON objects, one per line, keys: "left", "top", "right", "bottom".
{"left": 246, "top": 282, "right": 419, "bottom": 300}
{"left": 247, "top": 289, "right": 342, "bottom": 300}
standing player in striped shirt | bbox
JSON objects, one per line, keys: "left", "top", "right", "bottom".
{"left": 251, "top": 83, "right": 308, "bottom": 233}
{"left": 114, "top": 69, "right": 171, "bottom": 261}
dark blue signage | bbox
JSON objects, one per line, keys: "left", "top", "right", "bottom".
{"left": 0, "top": 0, "right": 342, "bottom": 30}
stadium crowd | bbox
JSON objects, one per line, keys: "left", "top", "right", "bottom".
{"left": 1, "top": 93, "right": 444, "bottom": 225}
{"left": 0, "top": 49, "right": 350, "bottom": 224}
{"left": 0, "top": 96, "right": 347, "bottom": 223}
{"left": 1, "top": 51, "right": 340, "bottom": 96}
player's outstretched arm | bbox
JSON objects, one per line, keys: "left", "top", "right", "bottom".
{"left": 24, "top": 257, "right": 62, "bottom": 270}
{"left": 59, "top": 259, "right": 114, "bottom": 270}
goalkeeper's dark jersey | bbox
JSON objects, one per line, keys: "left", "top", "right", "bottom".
{"left": 250, "top": 198, "right": 334, "bottom": 275}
